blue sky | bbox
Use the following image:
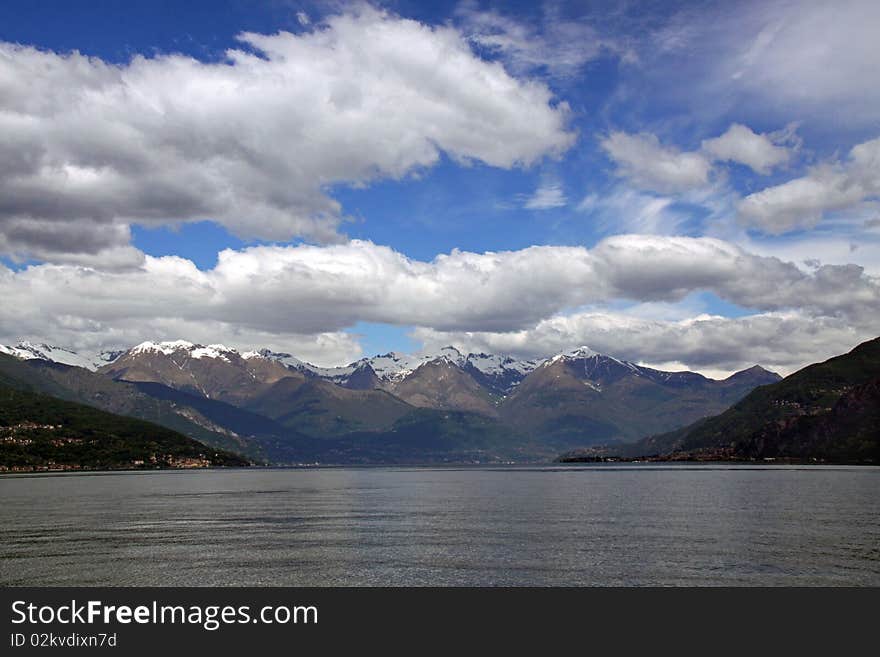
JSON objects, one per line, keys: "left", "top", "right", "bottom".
{"left": 0, "top": 0, "right": 878, "bottom": 374}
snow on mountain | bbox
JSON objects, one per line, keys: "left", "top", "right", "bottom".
{"left": 2, "top": 338, "right": 249, "bottom": 372}
{"left": 190, "top": 344, "right": 236, "bottom": 361}
{"left": 544, "top": 345, "right": 600, "bottom": 366}
{"left": 0, "top": 341, "right": 122, "bottom": 371}
{"left": 464, "top": 352, "right": 543, "bottom": 376}
{"left": 128, "top": 341, "right": 246, "bottom": 363}
{"left": 542, "top": 345, "right": 643, "bottom": 374}
{"left": 241, "top": 348, "right": 350, "bottom": 379}
{"left": 1, "top": 338, "right": 681, "bottom": 388}
{"left": 129, "top": 340, "right": 197, "bottom": 356}
{"left": 2, "top": 336, "right": 548, "bottom": 386}
{"left": 351, "top": 352, "right": 415, "bottom": 381}
{"left": 335, "top": 346, "right": 520, "bottom": 384}
{"left": 312, "top": 351, "right": 421, "bottom": 384}
{"left": 93, "top": 349, "right": 127, "bottom": 368}
{"left": 289, "top": 348, "right": 465, "bottom": 385}
{"left": 303, "top": 346, "right": 545, "bottom": 394}
{"left": 566, "top": 345, "right": 600, "bottom": 359}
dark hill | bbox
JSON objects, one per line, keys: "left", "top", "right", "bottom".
{"left": 0, "top": 384, "right": 248, "bottom": 471}
{"left": 628, "top": 337, "right": 880, "bottom": 463}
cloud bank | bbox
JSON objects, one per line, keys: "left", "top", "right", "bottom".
{"left": 1, "top": 235, "right": 876, "bottom": 372}
{"left": 415, "top": 311, "right": 868, "bottom": 377}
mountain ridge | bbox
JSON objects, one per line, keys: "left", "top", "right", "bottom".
{"left": 1, "top": 338, "right": 777, "bottom": 387}
{"left": 1, "top": 338, "right": 785, "bottom": 463}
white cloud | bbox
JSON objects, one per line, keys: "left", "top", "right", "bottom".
{"left": 600, "top": 123, "right": 794, "bottom": 201}
{"left": 415, "top": 310, "right": 873, "bottom": 377}
{"left": 524, "top": 181, "right": 566, "bottom": 209}
{"left": 1, "top": 235, "right": 877, "bottom": 369}
{"left": 589, "top": 235, "right": 879, "bottom": 322}
{"left": 701, "top": 123, "right": 791, "bottom": 174}
{"left": 738, "top": 136, "right": 880, "bottom": 233}
{"left": 0, "top": 6, "right": 574, "bottom": 260}
{"left": 742, "top": 229, "right": 880, "bottom": 278}
{"left": 600, "top": 131, "right": 712, "bottom": 193}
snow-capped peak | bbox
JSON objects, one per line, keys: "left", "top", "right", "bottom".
{"left": 130, "top": 340, "right": 197, "bottom": 356}
{"left": 128, "top": 341, "right": 240, "bottom": 362}
{"left": 544, "top": 345, "right": 602, "bottom": 366}
{"left": 190, "top": 344, "right": 235, "bottom": 361}
{"left": 541, "top": 345, "right": 645, "bottom": 376}
{"left": 242, "top": 348, "right": 313, "bottom": 370}
{"left": 2, "top": 338, "right": 667, "bottom": 387}
{"left": 567, "top": 345, "right": 599, "bottom": 359}
{"left": 464, "top": 352, "right": 543, "bottom": 376}
{"left": 0, "top": 341, "right": 122, "bottom": 371}
{"left": 349, "top": 352, "right": 420, "bottom": 381}
{"left": 99, "top": 341, "right": 544, "bottom": 384}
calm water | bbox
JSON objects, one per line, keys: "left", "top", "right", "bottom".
{"left": 1, "top": 465, "right": 878, "bottom": 586}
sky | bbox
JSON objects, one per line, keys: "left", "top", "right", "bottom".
{"left": 0, "top": 0, "right": 878, "bottom": 376}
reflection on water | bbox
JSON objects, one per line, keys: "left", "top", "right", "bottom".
{"left": 1, "top": 465, "right": 878, "bottom": 586}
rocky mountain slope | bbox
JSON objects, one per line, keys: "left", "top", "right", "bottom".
{"left": 243, "top": 376, "right": 414, "bottom": 437}
{"left": 100, "top": 341, "right": 297, "bottom": 405}
{"left": 500, "top": 347, "right": 781, "bottom": 445}
{"left": 389, "top": 357, "right": 501, "bottom": 416}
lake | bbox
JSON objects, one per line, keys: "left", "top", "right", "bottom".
{"left": 1, "top": 464, "right": 878, "bottom": 586}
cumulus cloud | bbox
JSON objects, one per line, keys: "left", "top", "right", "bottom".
{"left": 701, "top": 123, "right": 791, "bottom": 174}
{"left": 738, "top": 136, "right": 880, "bottom": 233}
{"left": 1, "top": 236, "right": 877, "bottom": 370}
{"left": 600, "top": 131, "right": 712, "bottom": 193}
{"left": 600, "top": 123, "right": 795, "bottom": 199}
{"left": 0, "top": 6, "right": 573, "bottom": 259}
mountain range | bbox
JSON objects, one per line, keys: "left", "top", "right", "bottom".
{"left": 0, "top": 339, "right": 781, "bottom": 463}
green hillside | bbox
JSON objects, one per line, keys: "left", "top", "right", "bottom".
{"left": 0, "top": 384, "right": 249, "bottom": 471}
{"left": 0, "top": 353, "right": 257, "bottom": 458}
